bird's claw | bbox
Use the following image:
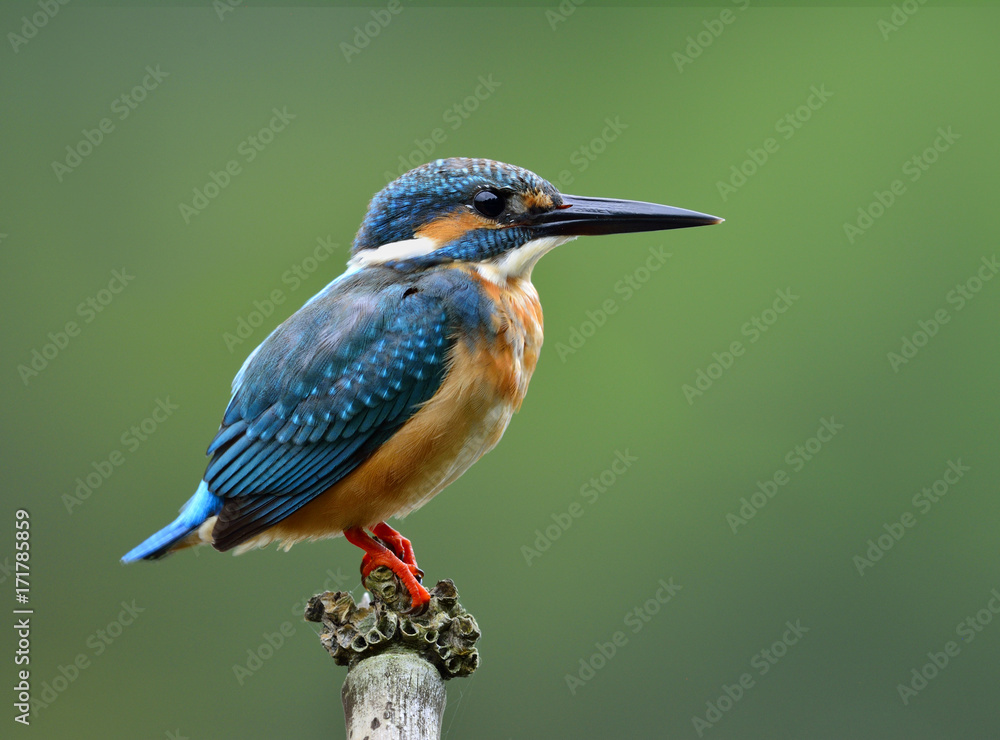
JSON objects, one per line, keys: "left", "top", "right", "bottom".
{"left": 346, "top": 524, "right": 429, "bottom": 613}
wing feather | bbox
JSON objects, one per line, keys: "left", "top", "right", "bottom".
{"left": 206, "top": 275, "right": 453, "bottom": 551}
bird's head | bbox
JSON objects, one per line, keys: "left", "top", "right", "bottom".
{"left": 350, "top": 157, "right": 721, "bottom": 277}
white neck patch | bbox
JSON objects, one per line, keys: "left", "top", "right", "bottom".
{"left": 347, "top": 236, "right": 439, "bottom": 269}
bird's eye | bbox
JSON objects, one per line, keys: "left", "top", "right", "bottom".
{"left": 473, "top": 189, "right": 506, "bottom": 219}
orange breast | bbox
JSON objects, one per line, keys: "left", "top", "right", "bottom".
{"left": 252, "top": 270, "right": 545, "bottom": 548}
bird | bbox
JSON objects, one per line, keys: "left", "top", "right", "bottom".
{"left": 122, "top": 157, "right": 722, "bottom": 612}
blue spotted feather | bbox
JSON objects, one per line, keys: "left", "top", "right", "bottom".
{"left": 206, "top": 269, "right": 454, "bottom": 550}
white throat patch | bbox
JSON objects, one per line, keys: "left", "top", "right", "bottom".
{"left": 475, "top": 235, "right": 576, "bottom": 284}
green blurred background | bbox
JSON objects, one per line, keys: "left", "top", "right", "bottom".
{"left": 2, "top": 2, "right": 998, "bottom": 738}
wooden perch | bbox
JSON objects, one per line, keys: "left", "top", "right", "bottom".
{"left": 305, "top": 567, "right": 480, "bottom": 739}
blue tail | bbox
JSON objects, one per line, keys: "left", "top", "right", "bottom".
{"left": 122, "top": 481, "right": 223, "bottom": 562}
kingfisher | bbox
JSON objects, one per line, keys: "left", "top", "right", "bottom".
{"left": 123, "top": 158, "right": 721, "bottom": 611}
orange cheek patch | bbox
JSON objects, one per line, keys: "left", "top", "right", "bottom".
{"left": 415, "top": 210, "right": 490, "bottom": 245}
{"left": 522, "top": 189, "right": 555, "bottom": 211}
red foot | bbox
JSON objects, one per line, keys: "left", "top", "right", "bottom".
{"left": 371, "top": 522, "right": 423, "bottom": 579}
{"left": 344, "top": 525, "right": 430, "bottom": 613}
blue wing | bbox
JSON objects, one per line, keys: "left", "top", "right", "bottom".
{"left": 205, "top": 272, "right": 453, "bottom": 551}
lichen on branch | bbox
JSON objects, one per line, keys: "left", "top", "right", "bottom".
{"left": 305, "top": 567, "right": 480, "bottom": 680}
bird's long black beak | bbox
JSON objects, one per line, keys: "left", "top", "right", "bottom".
{"left": 532, "top": 195, "right": 723, "bottom": 236}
